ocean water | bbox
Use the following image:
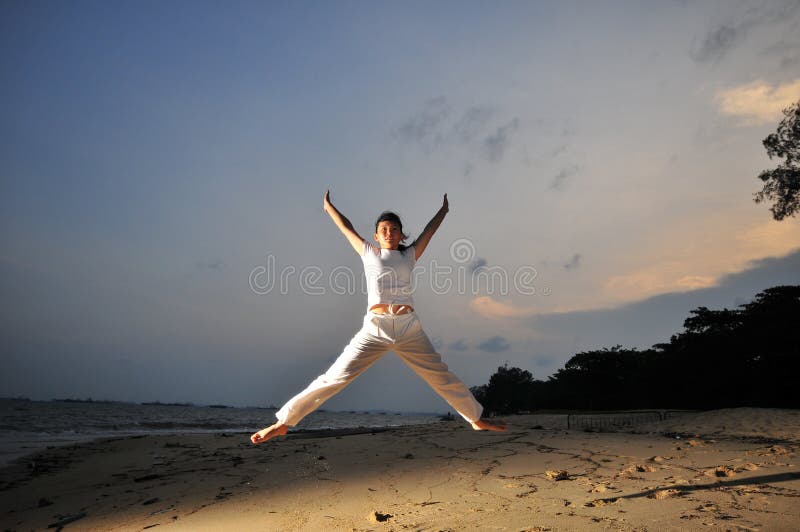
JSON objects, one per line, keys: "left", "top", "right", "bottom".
{"left": 0, "top": 399, "right": 444, "bottom": 467}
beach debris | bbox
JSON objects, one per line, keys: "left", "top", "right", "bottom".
{"left": 622, "top": 464, "right": 656, "bottom": 475}
{"left": 143, "top": 524, "right": 160, "bottom": 529}
{"left": 648, "top": 489, "right": 681, "bottom": 500}
{"left": 149, "top": 505, "right": 175, "bottom": 516}
{"left": 47, "top": 512, "right": 87, "bottom": 529}
{"left": 585, "top": 497, "right": 619, "bottom": 507}
{"left": 142, "top": 497, "right": 160, "bottom": 505}
{"left": 38, "top": 497, "right": 54, "bottom": 507}
{"left": 404, "top": 453, "right": 414, "bottom": 459}
{"left": 369, "top": 510, "right": 393, "bottom": 522}
{"left": 317, "top": 455, "right": 326, "bottom": 460}
{"left": 546, "top": 470, "right": 569, "bottom": 481}
{"left": 768, "top": 445, "right": 790, "bottom": 455}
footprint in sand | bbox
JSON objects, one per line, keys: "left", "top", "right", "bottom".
{"left": 705, "top": 465, "right": 735, "bottom": 478}
{"left": 696, "top": 502, "right": 719, "bottom": 513}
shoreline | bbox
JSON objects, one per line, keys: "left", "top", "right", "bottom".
{"left": 0, "top": 402, "right": 445, "bottom": 469}
{"left": 2, "top": 409, "right": 799, "bottom": 530}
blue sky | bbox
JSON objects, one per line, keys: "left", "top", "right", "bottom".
{"left": 1, "top": 0, "right": 799, "bottom": 412}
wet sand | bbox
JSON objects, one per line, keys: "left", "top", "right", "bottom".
{"left": 1, "top": 408, "right": 799, "bottom": 531}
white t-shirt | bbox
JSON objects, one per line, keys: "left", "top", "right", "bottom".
{"left": 361, "top": 240, "right": 416, "bottom": 310}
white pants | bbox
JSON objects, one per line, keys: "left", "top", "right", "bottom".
{"left": 275, "top": 311, "right": 484, "bottom": 426}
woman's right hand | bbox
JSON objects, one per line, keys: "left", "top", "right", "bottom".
{"left": 322, "top": 189, "right": 363, "bottom": 254}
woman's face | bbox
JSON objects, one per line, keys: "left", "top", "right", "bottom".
{"left": 374, "top": 220, "right": 402, "bottom": 249}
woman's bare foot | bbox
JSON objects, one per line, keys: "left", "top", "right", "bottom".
{"left": 471, "top": 418, "right": 507, "bottom": 432}
{"left": 250, "top": 422, "right": 289, "bottom": 444}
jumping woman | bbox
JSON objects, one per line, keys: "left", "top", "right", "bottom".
{"left": 251, "top": 190, "right": 506, "bottom": 444}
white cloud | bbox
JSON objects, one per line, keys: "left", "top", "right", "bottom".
{"left": 714, "top": 79, "right": 800, "bottom": 125}
{"left": 598, "top": 218, "right": 800, "bottom": 306}
{"left": 675, "top": 276, "right": 718, "bottom": 290}
{"left": 469, "top": 296, "right": 538, "bottom": 319}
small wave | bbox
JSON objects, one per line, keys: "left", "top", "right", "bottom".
{"left": 137, "top": 421, "right": 243, "bottom": 430}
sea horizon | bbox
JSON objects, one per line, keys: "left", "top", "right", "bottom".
{"left": 0, "top": 398, "right": 447, "bottom": 468}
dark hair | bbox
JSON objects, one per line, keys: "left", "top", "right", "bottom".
{"left": 375, "top": 211, "right": 411, "bottom": 253}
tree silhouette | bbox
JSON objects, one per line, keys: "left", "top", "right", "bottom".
{"left": 470, "top": 364, "right": 536, "bottom": 415}
{"left": 473, "top": 285, "right": 800, "bottom": 412}
{"left": 755, "top": 100, "right": 800, "bottom": 220}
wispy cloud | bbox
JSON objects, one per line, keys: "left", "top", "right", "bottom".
{"left": 550, "top": 165, "right": 580, "bottom": 190}
{"left": 394, "top": 99, "right": 521, "bottom": 164}
{"left": 714, "top": 79, "right": 800, "bottom": 125}
{"left": 563, "top": 254, "right": 581, "bottom": 271}
{"left": 448, "top": 339, "right": 469, "bottom": 352}
{"left": 484, "top": 118, "right": 520, "bottom": 163}
{"left": 691, "top": 24, "right": 744, "bottom": 63}
{"left": 691, "top": 1, "right": 800, "bottom": 63}
{"left": 477, "top": 335, "right": 511, "bottom": 353}
{"left": 393, "top": 96, "right": 451, "bottom": 148}
{"left": 469, "top": 257, "right": 488, "bottom": 274}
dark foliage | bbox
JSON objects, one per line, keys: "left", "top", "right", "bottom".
{"left": 470, "top": 365, "right": 536, "bottom": 414}
{"left": 473, "top": 285, "right": 800, "bottom": 414}
{"left": 755, "top": 100, "right": 800, "bottom": 220}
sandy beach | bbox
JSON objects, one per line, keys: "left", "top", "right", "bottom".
{"left": 2, "top": 408, "right": 799, "bottom": 531}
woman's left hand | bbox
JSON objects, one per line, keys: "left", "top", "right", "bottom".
{"left": 441, "top": 193, "right": 449, "bottom": 214}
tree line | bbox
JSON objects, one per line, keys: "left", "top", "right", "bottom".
{"left": 470, "top": 285, "right": 800, "bottom": 414}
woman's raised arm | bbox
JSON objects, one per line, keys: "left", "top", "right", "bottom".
{"left": 323, "top": 190, "right": 364, "bottom": 254}
{"left": 412, "top": 193, "right": 449, "bottom": 260}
